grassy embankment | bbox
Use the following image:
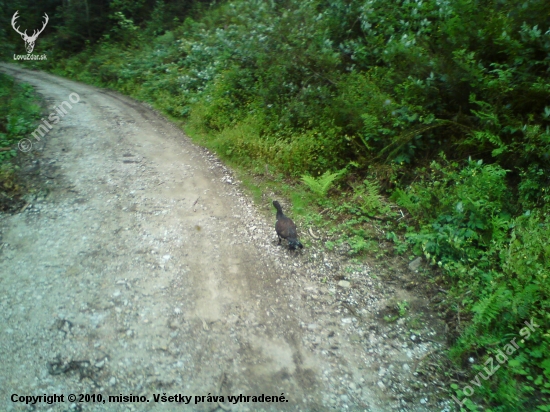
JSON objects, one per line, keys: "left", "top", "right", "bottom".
{"left": 0, "top": 72, "right": 42, "bottom": 211}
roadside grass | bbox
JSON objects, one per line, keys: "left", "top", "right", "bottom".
{"left": 186, "top": 118, "right": 387, "bottom": 256}
{"left": 0, "top": 72, "right": 42, "bottom": 211}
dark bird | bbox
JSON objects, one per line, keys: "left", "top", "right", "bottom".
{"left": 273, "top": 200, "right": 303, "bottom": 250}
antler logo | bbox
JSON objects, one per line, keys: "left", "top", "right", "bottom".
{"left": 11, "top": 11, "right": 49, "bottom": 54}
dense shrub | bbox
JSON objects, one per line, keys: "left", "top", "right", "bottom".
{"left": 0, "top": 74, "right": 41, "bottom": 162}
{"left": 0, "top": 73, "right": 42, "bottom": 211}
{"left": 393, "top": 157, "right": 550, "bottom": 409}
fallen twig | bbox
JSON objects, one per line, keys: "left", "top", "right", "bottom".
{"left": 308, "top": 227, "right": 320, "bottom": 240}
{"left": 209, "top": 371, "right": 231, "bottom": 411}
{"left": 339, "top": 301, "right": 365, "bottom": 325}
{"left": 414, "top": 348, "right": 443, "bottom": 372}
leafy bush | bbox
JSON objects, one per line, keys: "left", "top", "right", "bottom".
{"left": 0, "top": 74, "right": 41, "bottom": 162}
{"left": 0, "top": 73, "right": 42, "bottom": 211}
{"left": 393, "top": 156, "right": 550, "bottom": 408}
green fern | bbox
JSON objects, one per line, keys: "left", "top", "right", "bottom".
{"left": 360, "top": 179, "right": 386, "bottom": 215}
{"left": 511, "top": 283, "right": 540, "bottom": 319}
{"left": 470, "top": 130, "right": 509, "bottom": 157}
{"left": 471, "top": 286, "right": 509, "bottom": 329}
{"left": 390, "top": 187, "right": 421, "bottom": 216}
{"left": 301, "top": 169, "right": 346, "bottom": 198}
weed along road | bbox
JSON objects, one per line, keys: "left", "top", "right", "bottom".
{"left": 0, "top": 64, "right": 447, "bottom": 411}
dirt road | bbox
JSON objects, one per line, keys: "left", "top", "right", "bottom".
{"left": 0, "top": 64, "right": 450, "bottom": 412}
